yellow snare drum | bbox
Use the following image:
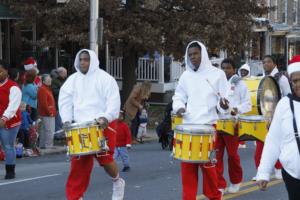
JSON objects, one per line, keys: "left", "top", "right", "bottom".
{"left": 171, "top": 114, "right": 183, "bottom": 130}
{"left": 65, "top": 121, "right": 109, "bottom": 156}
{"left": 243, "top": 76, "right": 281, "bottom": 118}
{"left": 238, "top": 115, "right": 268, "bottom": 142}
{"left": 216, "top": 117, "right": 236, "bottom": 136}
{"left": 173, "top": 124, "right": 216, "bottom": 163}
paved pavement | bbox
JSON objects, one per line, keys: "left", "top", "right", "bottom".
{"left": 0, "top": 131, "right": 289, "bottom": 200}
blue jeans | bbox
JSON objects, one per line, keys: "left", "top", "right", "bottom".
{"left": 114, "top": 147, "right": 130, "bottom": 167}
{"left": 0, "top": 126, "right": 20, "bottom": 165}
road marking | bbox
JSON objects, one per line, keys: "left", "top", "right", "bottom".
{"left": 223, "top": 179, "right": 283, "bottom": 200}
{"left": 196, "top": 179, "right": 283, "bottom": 200}
{"left": 0, "top": 174, "right": 61, "bottom": 186}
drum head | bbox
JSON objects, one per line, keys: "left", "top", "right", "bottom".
{"left": 238, "top": 115, "right": 265, "bottom": 122}
{"left": 65, "top": 120, "right": 98, "bottom": 130}
{"left": 175, "top": 124, "right": 215, "bottom": 134}
{"left": 258, "top": 76, "right": 281, "bottom": 118}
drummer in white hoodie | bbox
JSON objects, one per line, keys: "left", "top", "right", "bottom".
{"left": 173, "top": 41, "right": 230, "bottom": 200}
{"left": 59, "top": 49, "right": 124, "bottom": 200}
{"left": 238, "top": 63, "right": 250, "bottom": 78}
{"left": 216, "top": 58, "right": 252, "bottom": 194}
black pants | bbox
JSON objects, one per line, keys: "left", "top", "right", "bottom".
{"left": 130, "top": 112, "right": 140, "bottom": 139}
{"left": 17, "top": 129, "right": 29, "bottom": 148}
{"left": 282, "top": 168, "right": 300, "bottom": 200}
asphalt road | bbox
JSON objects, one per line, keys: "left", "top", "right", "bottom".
{"left": 0, "top": 141, "right": 288, "bottom": 200}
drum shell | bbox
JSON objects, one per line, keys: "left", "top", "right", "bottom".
{"left": 171, "top": 115, "right": 183, "bottom": 130}
{"left": 216, "top": 118, "right": 236, "bottom": 136}
{"left": 238, "top": 116, "right": 268, "bottom": 142}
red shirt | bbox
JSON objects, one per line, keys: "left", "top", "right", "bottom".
{"left": 111, "top": 120, "right": 131, "bottom": 147}
{"left": 37, "top": 84, "right": 57, "bottom": 117}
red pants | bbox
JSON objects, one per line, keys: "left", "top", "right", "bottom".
{"left": 66, "top": 127, "right": 116, "bottom": 200}
{"left": 181, "top": 162, "right": 222, "bottom": 200}
{"left": 215, "top": 133, "right": 243, "bottom": 189}
{"left": 254, "top": 140, "right": 282, "bottom": 169}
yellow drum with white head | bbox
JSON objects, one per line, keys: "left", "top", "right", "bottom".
{"left": 216, "top": 116, "right": 236, "bottom": 136}
{"left": 238, "top": 115, "right": 269, "bottom": 142}
{"left": 173, "top": 124, "right": 216, "bottom": 163}
{"left": 65, "top": 121, "right": 109, "bottom": 156}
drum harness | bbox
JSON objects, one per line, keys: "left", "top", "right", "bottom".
{"left": 288, "top": 94, "right": 300, "bottom": 155}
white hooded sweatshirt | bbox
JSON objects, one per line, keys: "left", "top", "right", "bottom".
{"left": 172, "top": 41, "right": 229, "bottom": 124}
{"left": 58, "top": 49, "right": 120, "bottom": 123}
{"left": 238, "top": 63, "right": 250, "bottom": 77}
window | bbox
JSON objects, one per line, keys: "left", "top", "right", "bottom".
{"left": 293, "top": 0, "right": 298, "bottom": 24}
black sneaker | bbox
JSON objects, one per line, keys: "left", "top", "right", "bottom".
{"left": 122, "top": 166, "right": 130, "bottom": 172}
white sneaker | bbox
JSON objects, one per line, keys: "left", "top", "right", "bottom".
{"left": 218, "top": 188, "right": 225, "bottom": 195}
{"left": 112, "top": 178, "right": 125, "bottom": 200}
{"left": 275, "top": 169, "right": 282, "bottom": 179}
{"left": 227, "top": 183, "right": 241, "bottom": 193}
{"left": 252, "top": 176, "right": 257, "bottom": 181}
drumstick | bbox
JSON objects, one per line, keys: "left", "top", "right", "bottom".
{"left": 206, "top": 79, "right": 235, "bottom": 113}
{"left": 206, "top": 79, "right": 221, "bottom": 98}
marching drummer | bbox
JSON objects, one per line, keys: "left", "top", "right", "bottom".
{"left": 173, "top": 40, "right": 229, "bottom": 200}
{"left": 216, "top": 58, "right": 252, "bottom": 193}
{"left": 263, "top": 55, "right": 291, "bottom": 97}
{"left": 257, "top": 56, "right": 300, "bottom": 199}
{"left": 59, "top": 49, "right": 125, "bottom": 200}
{"left": 253, "top": 55, "right": 292, "bottom": 181}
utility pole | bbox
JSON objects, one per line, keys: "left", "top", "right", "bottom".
{"left": 90, "top": 0, "right": 99, "bottom": 56}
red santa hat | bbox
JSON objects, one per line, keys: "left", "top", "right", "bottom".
{"left": 288, "top": 55, "right": 300, "bottom": 75}
{"left": 24, "top": 57, "right": 37, "bottom": 71}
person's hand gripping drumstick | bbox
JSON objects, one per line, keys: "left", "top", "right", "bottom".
{"left": 206, "top": 79, "right": 230, "bottom": 110}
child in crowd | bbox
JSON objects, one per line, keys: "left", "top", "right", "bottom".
{"left": 17, "top": 102, "right": 34, "bottom": 157}
{"left": 137, "top": 108, "right": 148, "bottom": 143}
{"left": 112, "top": 110, "right": 132, "bottom": 172}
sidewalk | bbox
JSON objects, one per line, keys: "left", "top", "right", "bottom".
{"left": 42, "top": 129, "right": 158, "bottom": 156}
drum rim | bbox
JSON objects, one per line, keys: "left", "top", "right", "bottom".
{"left": 238, "top": 115, "right": 266, "bottom": 121}
{"left": 257, "top": 76, "right": 281, "bottom": 116}
{"left": 173, "top": 157, "right": 211, "bottom": 163}
{"left": 218, "top": 116, "right": 235, "bottom": 121}
{"left": 68, "top": 149, "right": 108, "bottom": 156}
{"left": 175, "top": 124, "right": 215, "bottom": 134}
{"left": 65, "top": 120, "right": 99, "bottom": 130}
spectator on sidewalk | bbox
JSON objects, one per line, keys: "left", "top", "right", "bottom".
{"left": 112, "top": 110, "right": 132, "bottom": 172}
{"left": 124, "top": 81, "right": 151, "bottom": 144}
{"left": 22, "top": 70, "right": 38, "bottom": 121}
{"left": 23, "top": 57, "right": 42, "bottom": 87}
{"left": 0, "top": 60, "right": 22, "bottom": 179}
{"left": 37, "top": 74, "right": 56, "bottom": 149}
{"left": 137, "top": 108, "right": 148, "bottom": 143}
{"left": 51, "top": 67, "right": 67, "bottom": 132}
{"left": 17, "top": 102, "right": 34, "bottom": 157}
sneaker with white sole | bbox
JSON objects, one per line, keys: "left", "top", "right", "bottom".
{"left": 227, "top": 183, "right": 241, "bottom": 193}
{"left": 275, "top": 169, "right": 282, "bottom": 179}
{"left": 112, "top": 178, "right": 125, "bottom": 200}
{"left": 218, "top": 188, "right": 225, "bottom": 195}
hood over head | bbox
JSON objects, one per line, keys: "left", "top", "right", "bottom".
{"left": 238, "top": 63, "right": 250, "bottom": 77}
{"left": 185, "top": 41, "right": 213, "bottom": 72}
{"left": 74, "top": 49, "right": 100, "bottom": 75}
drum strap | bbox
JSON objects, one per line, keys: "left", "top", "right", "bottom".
{"left": 289, "top": 96, "right": 300, "bottom": 155}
